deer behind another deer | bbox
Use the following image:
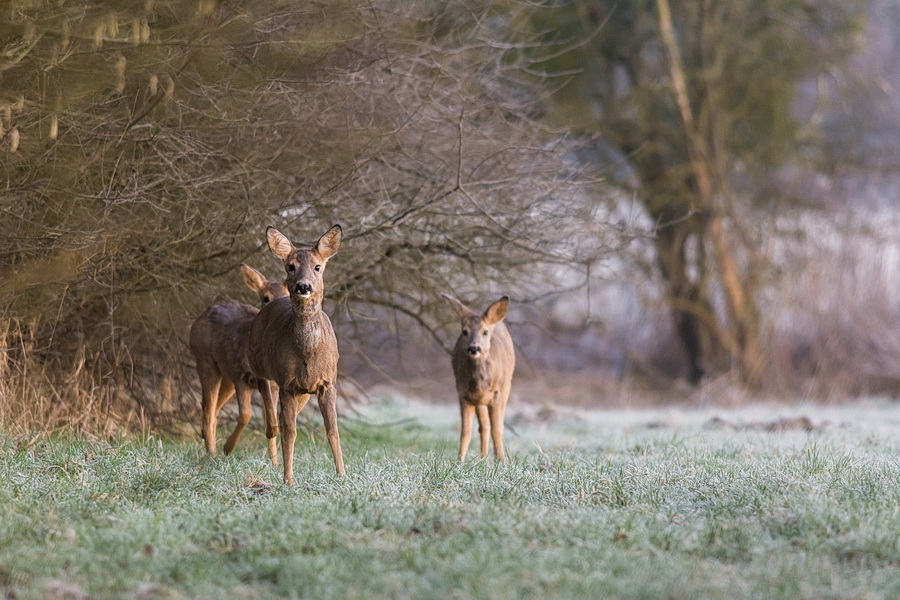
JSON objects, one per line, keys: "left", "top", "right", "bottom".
{"left": 190, "top": 265, "right": 287, "bottom": 461}
{"left": 443, "top": 294, "right": 515, "bottom": 462}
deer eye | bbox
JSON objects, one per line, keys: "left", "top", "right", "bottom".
{"left": 482, "top": 330, "right": 488, "bottom": 336}
{"left": 287, "top": 264, "right": 295, "bottom": 272}
{"left": 462, "top": 329, "right": 469, "bottom": 336}
{"left": 263, "top": 296, "right": 270, "bottom": 304}
{"left": 314, "top": 265, "right": 321, "bottom": 272}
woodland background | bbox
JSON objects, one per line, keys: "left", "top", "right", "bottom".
{"left": 2, "top": 0, "right": 900, "bottom": 436}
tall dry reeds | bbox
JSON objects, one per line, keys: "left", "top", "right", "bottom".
{"left": 0, "top": 316, "right": 194, "bottom": 438}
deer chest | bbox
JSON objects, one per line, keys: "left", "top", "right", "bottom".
{"left": 462, "top": 371, "right": 498, "bottom": 405}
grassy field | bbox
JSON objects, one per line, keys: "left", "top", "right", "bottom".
{"left": 1, "top": 396, "right": 900, "bottom": 600}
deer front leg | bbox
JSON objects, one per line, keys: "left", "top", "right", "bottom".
{"left": 260, "top": 380, "right": 279, "bottom": 437}
{"left": 489, "top": 402, "right": 505, "bottom": 461}
{"left": 318, "top": 384, "right": 345, "bottom": 477}
{"left": 476, "top": 405, "right": 490, "bottom": 458}
{"left": 279, "top": 390, "right": 300, "bottom": 486}
{"left": 223, "top": 383, "right": 252, "bottom": 456}
{"left": 458, "top": 402, "right": 475, "bottom": 462}
{"left": 260, "top": 380, "right": 279, "bottom": 466}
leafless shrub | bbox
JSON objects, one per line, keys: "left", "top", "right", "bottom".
{"left": 0, "top": 1, "right": 622, "bottom": 434}
{"left": 766, "top": 208, "right": 900, "bottom": 398}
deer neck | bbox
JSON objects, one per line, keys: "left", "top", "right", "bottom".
{"left": 290, "top": 299, "right": 324, "bottom": 348}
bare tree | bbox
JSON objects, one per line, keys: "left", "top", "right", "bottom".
{"left": 501, "top": 0, "right": 864, "bottom": 386}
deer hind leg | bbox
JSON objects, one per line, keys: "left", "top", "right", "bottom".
{"left": 318, "top": 385, "right": 345, "bottom": 477}
{"left": 223, "top": 383, "right": 252, "bottom": 456}
{"left": 197, "top": 361, "right": 223, "bottom": 456}
{"left": 476, "top": 405, "right": 490, "bottom": 458}
{"left": 498, "top": 382, "right": 512, "bottom": 459}
{"left": 458, "top": 402, "right": 475, "bottom": 462}
{"left": 489, "top": 401, "right": 505, "bottom": 461}
{"left": 214, "top": 377, "right": 236, "bottom": 413}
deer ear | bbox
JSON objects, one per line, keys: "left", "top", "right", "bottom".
{"left": 267, "top": 227, "right": 294, "bottom": 260}
{"left": 442, "top": 293, "right": 475, "bottom": 319}
{"left": 484, "top": 296, "right": 509, "bottom": 325}
{"left": 239, "top": 264, "right": 267, "bottom": 292}
{"left": 316, "top": 224, "right": 342, "bottom": 259}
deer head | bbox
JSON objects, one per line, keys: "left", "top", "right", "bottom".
{"left": 442, "top": 294, "right": 509, "bottom": 360}
{"left": 266, "top": 225, "right": 342, "bottom": 309}
{"left": 239, "top": 264, "right": 288, "bottom": 306}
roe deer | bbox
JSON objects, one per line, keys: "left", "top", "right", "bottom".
{"left": 442, "top": 294, "right": 515, "bottom": 462}
{"left": 247, "top": 225, "right": 345, "bottom": 485}
{"left": 190, "top": 264, "right": 287, "bottom": 462}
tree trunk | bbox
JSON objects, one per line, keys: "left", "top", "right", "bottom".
{"left": 656, "top": 0, "right": 766, "bottom": 387}
{"left": 705, "top": 212, "right": 765, "bottom": 385}
{"left": 653, "top": 214, "right": 722, "bottom": 384}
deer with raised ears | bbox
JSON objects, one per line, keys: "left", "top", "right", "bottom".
{"left": 247, "top": 224, "right": 344, "bottom": 485}
{"left": 190, "top": 264, "right": 287, "bottom": 462}
{"left": 442, "top": 294, "right": 516, "bottom": 462}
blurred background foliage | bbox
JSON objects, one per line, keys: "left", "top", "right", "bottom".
{"left": 1, "top": 0, "right": 898, "bottom": 435}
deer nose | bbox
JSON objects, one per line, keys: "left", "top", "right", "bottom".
{"left": 295, "top": 283, "right": 313, "bottom": 296}
{"left": 467, "top": 345, "right": 481, "bottom": 356}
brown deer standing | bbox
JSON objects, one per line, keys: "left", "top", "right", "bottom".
{"left": 190, "top": 265, "right": 287, "bottom": 462}
{"left": 247, "top": 225, "right": 345, "bottom": 485}
{"left": 442, "top": 294, "right": 515, "bottom": 462}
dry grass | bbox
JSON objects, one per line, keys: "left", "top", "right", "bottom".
{"left": 0, "top": 317, "right": 194, "bottom": 439}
